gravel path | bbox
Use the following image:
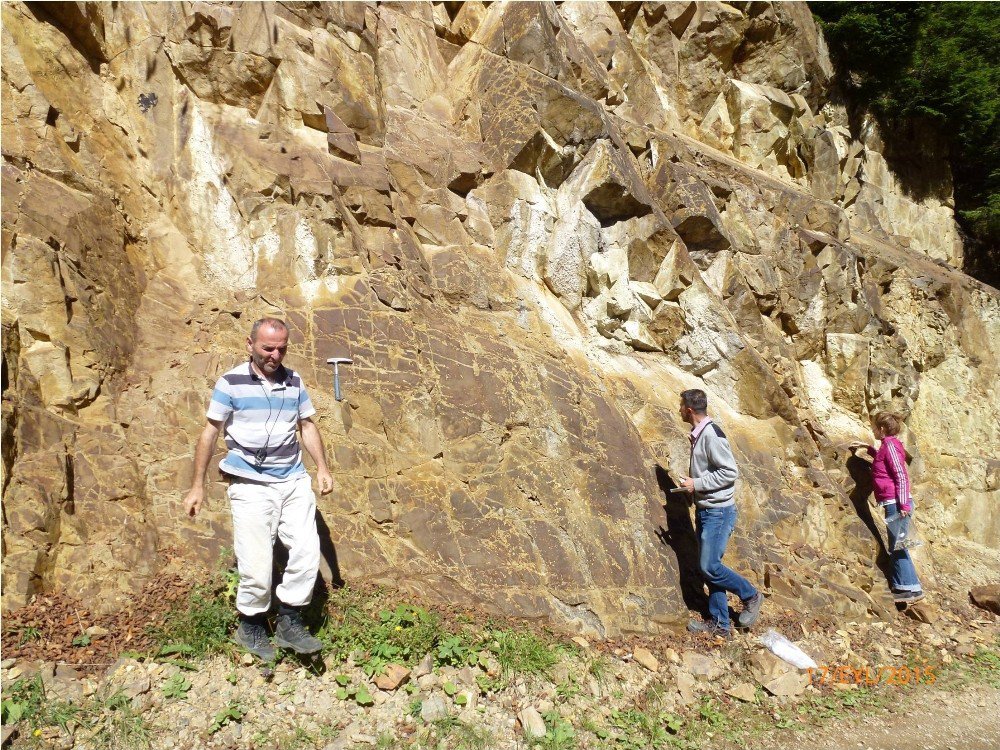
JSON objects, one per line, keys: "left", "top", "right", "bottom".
{"left": 765, "top": 681, "right": 1000, "bottom": 750}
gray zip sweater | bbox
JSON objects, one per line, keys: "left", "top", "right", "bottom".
{"left": 690, "top": 418, "right": 737, "bottom": 508}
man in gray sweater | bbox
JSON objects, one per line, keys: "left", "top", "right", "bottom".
{"left": 678, "top": 389, "right": 763, "bottom": 637}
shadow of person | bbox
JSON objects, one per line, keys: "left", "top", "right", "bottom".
{"left": 654, "top": 465, "right": 709, "bottom": 617}
{"left": 315, "top": 509, "right": 344, "bottom": 589}
{"left": 846, "top": 453, "right": 893, "bottom": 585}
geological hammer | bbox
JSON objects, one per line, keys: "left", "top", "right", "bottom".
{"left": 326, "top": 358, "right": 354, "bottom": 402}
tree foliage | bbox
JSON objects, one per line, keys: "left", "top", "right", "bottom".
{"left": 812, "top": 2, "right": 1000, "bottom": 285}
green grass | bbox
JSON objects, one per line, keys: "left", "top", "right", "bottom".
{"left": 0, "top": 678, "right": 151, "bottom": 750}
{"left": 587, "top": 654, "right": 611, "bottom": 684}
{"left": 423, "top": 716, "right": 493, "bottom": 750}
{"left": 146, "top": 561, "right": 238, "bottom": 659}
{"left": 1, "top": 674, "right": 46, "bottom": 726}
{"left": 961, "top": 646, "right": 1000, "bottom": 687}
{"left": 484, "top": 628, "right": 559, "bottom": 679}
{"left": 16, "top": 626, "right": 41, "bottom": 645}
{"left": 608, "top": 706, "right": 683, "bottom": 749}
{"left": 85, "top": 691, "right": 152, "bottom": 750}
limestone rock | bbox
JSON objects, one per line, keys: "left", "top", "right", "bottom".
{"left": 632, "top": 647, "right": 659, "bottom": 673}
{"left": 517, "top": 706, "right": 547, "bottom": 738}
{"left": 681, "top": 651, "right": 722, "bottom": 681}
{"left": 420, "top": 695, "right": 448, "bottom": 723}
{"left": 412, "top": 653, "right": 434, "bottom": 679}
{"left": 725, "top": 682, "right": 758, "bottom": 703}
{"left": 751, "top": 651, "right": 809, "bottom": 697}
{"left": 970, "top": 586, "right": 1000, "bottom": 616}
{"left": 374, "top": 664, "right": 410, "bottom": 691}
{"left": 675, "top": 669, "right": 698, "bottom": 706}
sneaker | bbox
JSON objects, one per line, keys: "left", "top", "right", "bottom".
{"left": 738, "top": 592, "right": 764, "bottom": 629}
{"left": 893, "top": 590, "right": 926, "bottom": 604}
{"left": 687, "top": 619, "right": 732, "bottom": 639}
{"left": 273, "top": 611, "right": 323, "bottom": 654}
{"left": 235, "top": 619, "right": 276, "bottom": 661}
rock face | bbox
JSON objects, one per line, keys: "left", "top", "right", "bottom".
{"left": 2, "top": 2, "right": 997, "bottom": 633}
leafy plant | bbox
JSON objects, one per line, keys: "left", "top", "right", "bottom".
{"left": 208, "top": 701, "right": 245, "bottom": 735}
{"left": 332, "top": 680, "right": 374, "bottom": 707}
{"left": 697, "top": 697, "right": 724, "bottom": 729}
{"left": 323, "top": 590, "right": 442, "bottom": 677}
{"left": 609, "top": 707, "right": 683, "bottom": 749}
{"left": 540, "top": 711, "right": 577, "bottom": 750}
{"left": 354, "top": 685, "right": 374, "bottom": 707}
{"left": 555, "top": 676, "right": 581, "bottom": 700}
{"left": 407, "top": 699, "right": 423, "bottom": 718}
{"left": 475, "top": 673, "right": 502, "bottom": 694}
{"left": 1, "top": 675, "right": 45, "bottom": 726}
{"left": 161, "top": 674, "right": 192, "bottom": 701}
{"left": 436, "top": 634, "right": 473, "bottom": 667}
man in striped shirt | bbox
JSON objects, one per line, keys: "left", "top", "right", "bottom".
{"left": 183, "top": 318, "right": 333, "bottom": 660}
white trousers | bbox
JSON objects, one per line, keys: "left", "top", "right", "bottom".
{"left": 228, "top": 473, "right": 320, "bottom": 616}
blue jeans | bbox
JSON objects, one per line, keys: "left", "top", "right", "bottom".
{"left": 696, "top": 505, "right": 757, "bottom": 629}
{"left": 883, "top": 503, "right": 922, "bottom": 593}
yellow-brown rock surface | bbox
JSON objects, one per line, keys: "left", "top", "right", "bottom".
{"left": 2, "top": 1, "right": 997, "bottom": 634}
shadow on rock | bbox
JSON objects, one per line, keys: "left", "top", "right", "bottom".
{"left": 654, "top": 465, "right": 709, "bottom": 617}
{"left": 846, "top": 454, "right": 893, "bottom": 587}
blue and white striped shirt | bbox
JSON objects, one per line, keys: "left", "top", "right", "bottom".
{"left": 206, "top": 362, "right": 316, "bottom": 483}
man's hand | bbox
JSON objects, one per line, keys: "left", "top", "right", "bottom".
{"left": 679, "top": 476, "right": 696, "bottom": 493}
{"left": 316, "top": 468, "right": 334, "bottom": 495}
{"left": 184, "top": 420, "right": 221, "bottom": 519}
{"left": 183, "top": 487, "right": 205, "bottom": 517}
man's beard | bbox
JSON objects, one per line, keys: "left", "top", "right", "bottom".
{"left": 252, "top": 352, "right": 278, "bottom": 374}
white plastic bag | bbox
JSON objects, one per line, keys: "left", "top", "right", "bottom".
{"left": 758, "top": 629, "right": 817, "bottom": 670}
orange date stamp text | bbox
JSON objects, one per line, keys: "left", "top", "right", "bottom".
{"left": 807, "top": 665, "right": 936, "bottom": 686}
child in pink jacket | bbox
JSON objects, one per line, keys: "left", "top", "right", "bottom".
{"left": 851, "top": 412, "right": 925, "bottom": 604}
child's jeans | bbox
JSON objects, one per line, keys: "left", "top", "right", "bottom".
{"left": 882, "top": 502, "right": 922, "bottom": 593}
{"left": 892, "top": 512, "right": 912, "bottom": 551}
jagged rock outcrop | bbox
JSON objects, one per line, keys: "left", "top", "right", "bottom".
{"left": 2, "top": 1, "right": 997, "bottom": 634}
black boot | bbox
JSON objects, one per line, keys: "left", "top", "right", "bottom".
{"left": 273, "top": 603, "right": 323, "bottom": 654}
{"left": 234, "top": 614, "right": 275, "bottom": 661}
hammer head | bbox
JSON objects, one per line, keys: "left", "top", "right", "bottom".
{"left": 326, "top": 358, "right": 354, "bottom": 365}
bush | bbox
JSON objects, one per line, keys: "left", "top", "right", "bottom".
{"left": 812, "top": 2, "right": 1000, "bottom": 285}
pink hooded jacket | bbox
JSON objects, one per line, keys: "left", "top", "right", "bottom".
{"left": 867, "top": 436, "right": 912, "bottom": 512}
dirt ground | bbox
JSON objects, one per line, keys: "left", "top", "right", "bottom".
{"left": 764, "top": 680, "right": 1000, "bottom": 750}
